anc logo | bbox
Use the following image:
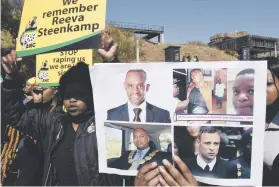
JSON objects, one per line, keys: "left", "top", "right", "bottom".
{"left": 38, "top": 60, "right": 49, "bottom": 82}
{"left": 20, "top": 17, "right": 38, "bottom": 49}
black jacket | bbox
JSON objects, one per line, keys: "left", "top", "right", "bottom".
{"left": 184, "top": 155, "right": 237, "bottom": 179}
{"left": 2, "top": 78, "right": 121, "bottom": 186}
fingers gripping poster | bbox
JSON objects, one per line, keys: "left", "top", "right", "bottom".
{"left": 16, "top": 0, "right": 106, "bottom": 57}
{"left": 90, "top": 61, "right": 267, "bottom": 186}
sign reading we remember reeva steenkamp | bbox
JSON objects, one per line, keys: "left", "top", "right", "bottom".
{"left": 16, "top": 0, "right": 106, "bottom": 57}
{"left": 36, "top": 49, "right": 92, "bottom": 87}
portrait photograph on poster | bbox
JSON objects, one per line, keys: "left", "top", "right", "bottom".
{"left": 90, "top": 61, "right": 267, "bottom": 185}
{"left": 104, "top": 121, "right": 172, "bottom": 174}
{"left": 174, "top": 126, "right": 253, "bottom": 182}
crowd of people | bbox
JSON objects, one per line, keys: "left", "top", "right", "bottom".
{"left": 1, "top": 28, "right": 279, "bottom": 186}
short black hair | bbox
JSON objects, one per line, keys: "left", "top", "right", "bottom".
{"left": 198, "top": 126, "right": 220, "bottom": 140}
{"left": 236, "top": 69, "right": 255, "bottom": 78}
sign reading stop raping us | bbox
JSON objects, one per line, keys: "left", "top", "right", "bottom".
{"left": 16, "top": 0, "right": 106, "bottom": 57}
{"left": 36, "top": 49, "right": 92, "bottom": 87}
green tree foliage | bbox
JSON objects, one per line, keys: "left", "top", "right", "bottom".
{"left": 1, "top": 0, "right": 23, "bottom": 38}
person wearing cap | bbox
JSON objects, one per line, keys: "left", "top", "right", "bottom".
{"left": 229, "top": 128, "right": 252, "bottom": 178}
{"left": 23, "top": 77, "right": 36, "bottom": 105}
{"left": 173, "top": 78, "right": 190, "bottom": 113}
{"left": 2, "top": 51, "right": 119, "bottom": 185}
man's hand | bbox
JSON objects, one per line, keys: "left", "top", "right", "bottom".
{"left": 135, "top": 162, "right": 160, "bottom": 186}
{"left": 158, "top": 155, "right": 198, "bottom": 186}
{"left": 1, "top": 50, "right": 22, "bottom": 75}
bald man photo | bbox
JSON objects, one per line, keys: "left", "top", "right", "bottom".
{"left": 107, "top": 69, "right": 171, "bottom": 123}
{"left": 109, "top": 128, "right": 172, "bottom": 170}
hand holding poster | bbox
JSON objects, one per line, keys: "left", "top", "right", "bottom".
{"left": 36, "top": 49, "right": 92, "bottom": 87}
{"left": 89, "top": 61, "right": 267, "bottom": 186}
{"left": 16, "top": 0, "right": 106, "bottom": 57}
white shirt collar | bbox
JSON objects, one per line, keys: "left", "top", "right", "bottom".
{"left": 197, "top": 153, "right": 217, "bottom": 171}
{"left": 128, "top": 100, "right": 147, "bottom": 122}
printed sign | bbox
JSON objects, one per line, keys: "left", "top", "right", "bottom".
{"left": 89, "top": 61, "right": 267, "bottom": 186}
{"left": 36, "top": 49, "right": 92, "bottom": 87}
{"left": 16, "top": 0, "right": 106, "bottom": 57}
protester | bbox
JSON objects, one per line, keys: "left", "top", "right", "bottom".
{"left": 2, "top": 50, "right": 197, "bottom": 186}
{"left": 1, "top": 52, "right": 118, "bottom": 186}
{"left": 98, "top": 28, "right": 119, "bottom": 63}
{"left": 23, "top": 77, "right": 36, "bottom": 104}
{"left": 263, "top": 57, "right": 279, "bottom": 186}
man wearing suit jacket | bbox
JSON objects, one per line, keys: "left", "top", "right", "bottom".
{"left": 184, "top": 126, "right": 237, "bottom": 179}
{"left": 109, "top": 128, "right": 172, "bottom": 170}
{"left": 107, "top": 69, "right": 170, "bottom": 123}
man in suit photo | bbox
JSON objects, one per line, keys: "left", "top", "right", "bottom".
{"left": 107, "top": 69, "right": 171, "bottom": 123}
{"left": 109, "top": 128, "right": 172, "bottom": 170}
{"left": 184, "top": 126, "right": 237, "bottom": 179}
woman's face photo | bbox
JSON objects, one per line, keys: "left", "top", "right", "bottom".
{"left": 266, "top": 70, "right": 279, "bottom": 105}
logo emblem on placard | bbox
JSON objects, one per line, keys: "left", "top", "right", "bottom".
{"left": 20, "top": 16, "right": 37, "bottom": 49}
{"left": 38, "top": 60, "right": 49, "bottom": 82}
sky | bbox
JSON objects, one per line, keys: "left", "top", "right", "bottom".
{"left": 106, "top": 0, "right": 279, "bottom": 44}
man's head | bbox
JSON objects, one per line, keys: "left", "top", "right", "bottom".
{"left": 232, "top": 69, "right": 254, "bottom": 115}
{"left": 190, "top": 69, "right": 204, "bottom": 85}
{"left": 124, "top": 69, "right": 150, "bottom": 107}
{"left": 197, "top": 127, "right": 220, "bottom": 163}
{"left": 133, "top": 128, "right": 150, "bottom": 150}
{"left": 24, "top": 77, "right": 36, "bottom": 95}
{"left": 173, "top": 78, "right": 180, "bottom": 97}
{"left": 59, "top": 62, "right": 93, "bottom": 117}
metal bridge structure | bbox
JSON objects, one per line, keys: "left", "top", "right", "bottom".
{"left": 106, "top": 21, "right": 165, "bottom": 44}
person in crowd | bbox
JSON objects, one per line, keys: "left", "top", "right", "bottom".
{"left": 110, "top": 128, "right": 172, "bottom": 170}
{"left": 173, "top": 78, "right": 190, "bottom": 113}
{"left": 184, "top": 126, "right": 237, "bottom": 179}
{"left": 187, "top": 69, "right": 212, "bottom": 114}
{"left": 230, "top": 127, "right": 252, "bottom": 178}
{"left": 215, "top": 77, "right": 226, "bottom": 108}
{"left": 192, "top": 56, "right": 199, "bottom": 62}
{"left": 22, "top": 77, "right": 36, "bottom": 105}
{"left": 98, "top": 28, "right": 119, "bottom": 63}
{"left": 107, "top": 69, "right": 171, "bottom": 123}
{"left": 2, "top": 50, "right": 197, "bottom": 186}
{"left": 232, "top": 69, "right": 254, "bottom": 116}
{"left": 263, "top": 57, "right": 279, "bottom": 186}
{"left": 1, "top": 53, "right": 118, "bottom": 185}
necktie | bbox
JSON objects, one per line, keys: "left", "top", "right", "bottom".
{"left": 137, "top": 150, "right": 142, "bottom": 161}
{"left": 204, "top": 165, "right": 210, "bottom": 172}
{"left": 133, "top": 108, "right": 142, "bottom": 122}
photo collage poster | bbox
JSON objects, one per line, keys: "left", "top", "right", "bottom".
{"left": 89, "top": 61, "right": 266, "bottom": 186}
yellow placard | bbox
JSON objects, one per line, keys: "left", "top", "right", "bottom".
{"left": 36, "top": 49, "right": 92, "bottom": 87}
{"left": 16, "top": 0, "right": 106, "bottom": 57}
